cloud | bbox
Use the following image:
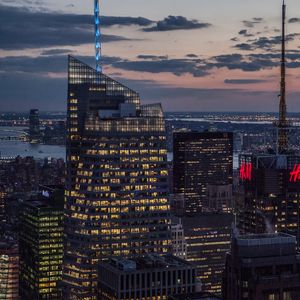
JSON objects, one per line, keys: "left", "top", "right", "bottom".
{"left": 238, "top": 30, "right": 254, "bottom": 37}
{"left": 243, "top": 17, "right": 264, "bottom": 28}
{"left": 0, "top": 4, "right": 147, "bottom": 50}
{"left": 111, "top": 58, "right": 208, "bottom": 77}
{"left": 0, "top": 55, "right": 123, "bottom": 74}
{"left": 234, "top": 43, "right": 253, "bottom": 51}
{"left": 289, "top": 18, "right": 300, "bottom": 24}
{"left": 186, "top": 54, "right": 198, "bottom": 58}
{"left": 102, "top": 16, "right": 153, "bottom": 27}
{"left": 224, "top": 79, "right": 267, "bottom": 84}
{"left": 41, "top": 49, "right": 74, "bottom": 56}
{"left": 233, "top": 33, "right": 300, "bottom": 51}
{"left": 143, "top": 15, "right": 211, "bottom": 32}
{"left": 137, "top": 55, "right": 168, "bottom": 60}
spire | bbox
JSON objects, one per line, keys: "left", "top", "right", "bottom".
{"left": 94, "top": 0, "right": 102, "bottom": 72}
{"left": 278, "top": 0, "right": 288, "bottom": 153}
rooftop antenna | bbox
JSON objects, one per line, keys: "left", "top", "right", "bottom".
{"left": 277, "top": 0, "right": 288, "bottom": 153}
{"left": 94, "top": 0, "right": 102, "bottom": 72}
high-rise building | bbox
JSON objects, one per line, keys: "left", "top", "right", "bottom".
{"left": 237, "top": 153, "right": 300, "bottom": 245}
{"left": 237, "top": 1, "right": 300, "bottom": 247}
{"left": 19, "top": 190, "right": 64, "bottom": 299}
{"left": 180, "top": 213, "right": 233, "bottom": 295}
{"left": 223, "top": 233, "right": 300, "bottom": 300}
{"left": 63, "top": 56, "right": 171, "bottom": 299}
{"left": 98, "top": 254, "right": 199, "bottom": 300}
{"left": 29, "top": 109, "right": 41, "bottom": 143}
{"left": 173, "top": 132, "right": 233, "bottom": 214}
{"left": 0, "top": 239, "right": 19, "bottom": 299}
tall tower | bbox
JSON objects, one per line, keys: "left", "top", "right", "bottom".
{"left": 278, "top": 0, "right": 288, "bottom": 153}
{"left": 94, "top": 0, "right": 101, "bottom": 72}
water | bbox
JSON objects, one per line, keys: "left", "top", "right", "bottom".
{"left": 0, "top": 127, "right": 65, "bottom": 160}
{"left": 0, "top": 127, "right": 239, "bottom": 168}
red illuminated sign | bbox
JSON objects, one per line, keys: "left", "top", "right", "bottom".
{"left": 290, "top": 164, "right": 300, "bottom": 182}
{"left": 240, "top": 162, "right": 252, "bottom": 181}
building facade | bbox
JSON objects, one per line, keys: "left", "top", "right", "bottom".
{"left": 0, "top": 240, "right": 19, "bottom": 299}
{"left": 29, "top": 109, "right": 41, "bottom": 143}
{"left": 223, "top": 233, "right": 300, "bottom": 300}
{"left": 237, "top": 153, "right": 300, "bottom": 246}
{"left": 98, "top": 254, "right": 199, "bottom": 300}
{"left": 205, "top": 184, "right": 233, "bottom": 213}
{"left": 19, "top": 192, "right": 64, "bottom": 299}
{"left": 171, "top": 221, "right": 188, "bottom": 260}
{"left": 63, "top": 57, "right": 171, "bottom": 299}
{"left": 181, "top": 213, "right": 233, "bottom": 295}
{"left": 173, "top": 132, "right": 233, "bottom": 214}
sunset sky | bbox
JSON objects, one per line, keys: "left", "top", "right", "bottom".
{"left": 1, "top": 0, "right": 300, "bottom": 112}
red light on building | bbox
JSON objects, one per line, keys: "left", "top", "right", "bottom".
{"left": 240, "top": 162, "right": 252, "bottom": 181}
{"left": 290, "top": 164, "right": 300, "bottom": 182}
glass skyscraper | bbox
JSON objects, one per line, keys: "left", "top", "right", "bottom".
{"left": 63, "top": 57, "right": 171, "bottom": 299}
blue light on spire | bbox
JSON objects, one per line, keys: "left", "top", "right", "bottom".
{"left": 94, "top": 0, "right": 102, "bottom": 72}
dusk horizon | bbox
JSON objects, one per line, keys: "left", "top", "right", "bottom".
{"left": 1, "top": 0, "right": 300, "bottom": 112}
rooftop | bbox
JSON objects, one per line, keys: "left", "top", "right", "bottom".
{"left": 237, "top": 233, "right": 296, "bottom": 246}
{"left": 107, "top": 254, "right": 191, "bottom": 272}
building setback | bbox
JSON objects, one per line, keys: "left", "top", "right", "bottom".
{"left": 98, "top": 254, "right": 199, "bottom": 300}
{"left": 223, "top": 233, "right": 300, "bottom": 300}
{"left": 63, "top": 57, "right": 171, "bottom": 299}
{"left": 173, "top": 131, "right": 233, "bottom": 214}
{"left": 19, "top": 191, "right": 64, "bottom": 299}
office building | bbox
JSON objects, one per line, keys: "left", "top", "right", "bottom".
{"left": 29, "top": 109, "right": 41, "bottom": 143}
{"left": 19, "top": 190, "right": 64, "bottom": 299}
{"left": 63, "top": 57, "right": 171, "bottom": 299}
{"left": 223, "top": 233, "right": 300, "bottom": 300}
{"left": 181, "top": 213, "right": 233, "bottom": 295}
{"left": 237, "top": 153, "right": 300, "bottom": 246}
{"left": 98, "top": 254, "right": 199, "bottom": 300}
{"left": 173, "top": 132, "right": 233, "bottom": 214}
{"left": 0, "top": 239, "right": 19, "bottom": 299}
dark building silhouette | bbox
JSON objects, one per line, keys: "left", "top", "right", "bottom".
{"left": 223, "top": 233, "right": 300, "bottom": 300}
{"left": 63, "top": 57, "right": 171, "bottom": 299}
{"left": 98, "top": 255, "right": 199, "bottom": 300}
{"left": 173, "top": 132, "right": 233, "bottom": 214}
{"left": 29, "top": 109, "right": 41, "bottom": 143}
{"left": 19, "top": 189, "right": 64, "bottom": 299}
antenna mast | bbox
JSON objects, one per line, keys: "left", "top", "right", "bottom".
{"left": 278, "top": 0, "right": 288, "bottom": 153}
{"left": 94, "top": 0, "right": 102, "bottom": 72}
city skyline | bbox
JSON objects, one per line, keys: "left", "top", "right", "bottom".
{"left": 1, "top": 0, "right": 300, "bottom": 111}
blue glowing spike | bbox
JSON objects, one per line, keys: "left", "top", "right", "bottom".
{"left": 94, "top": 0, "right": 102, "bottom": 72}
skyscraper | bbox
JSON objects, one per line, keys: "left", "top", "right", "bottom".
{"left": 0, "top": 239, "right": 19, "bottom": 299}
{"left": 223, "top": 233, "right": 300, "bottom": 300}
{"left": 173, "top": 132, "right": 233, "bottom": 214}
{"left": 63, "top": 57, "right": 171, "bottom": 299}
{"left": 237, "top": 153, "right": 300, "bottom": 243}
{"left": 29, "top": 109, "right": 41, "bottom": 143}
{"left": 237, "top": 2, "right": 300, "bottom": 247}
{"left": 19, "top": 190, "right": 64, "bottom": 299}
{"left": 181, "top": 213, "right": 233, "bottom": 295}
